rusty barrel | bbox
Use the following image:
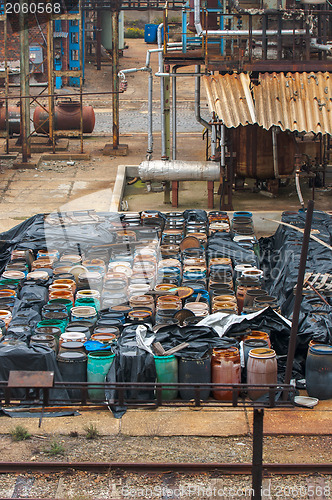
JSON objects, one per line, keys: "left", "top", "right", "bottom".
{"left": 0, "top": 102, "right": 21, "bottom": 135}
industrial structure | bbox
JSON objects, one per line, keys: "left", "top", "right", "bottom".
{"left": 0, "top": 0, "right": 331, "bottom": 207}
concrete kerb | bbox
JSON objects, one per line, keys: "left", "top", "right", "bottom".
{"left": 109, "top": 164, "right": 139, "bottom": 212}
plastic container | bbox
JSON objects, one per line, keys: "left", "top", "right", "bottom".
{"left": 71, "top": 306, "right": 97, "bottom": 324}
{"left": 87, "top": 351, "right": 115, "bottom": 400}
{"left": 48, "top": 298, "right": 73, "bottom": 315}
{"left": 178, "top": 356, "right": 211, "bottom": 400}
{"left": 154, "top": 355, "right": 178, "bottom": 400}
{"left": 247, "top": 348, "right": 277, "bottom": 400}
{"left": 306, "top": 344, "right": 332, "bottom": 400}
{"left": 57, "top": 351, "right": 87, "bottom": 400}
{"left": 211, "top": 347, "right": 241, "bottom": 401}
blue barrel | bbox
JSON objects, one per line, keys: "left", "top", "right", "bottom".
{"left": 144, "top": 24, "right": 158, "bottom": 44}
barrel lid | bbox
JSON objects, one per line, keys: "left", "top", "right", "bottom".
{"left": 57, "top": 351, "right": 86, "bottom": 361}
{"left": 309, "top": 344, "right": 332, "bottom": 354}
{"left": 248, "top": 348, "right": 276, "bottom": 359}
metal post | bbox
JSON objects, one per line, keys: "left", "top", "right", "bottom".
{"left": 47, "top": 17, "right": 55, "bottom": 153}
{"left": 79, "top": 0, "right": 84, "bottom": 153}
{"left": 165, "top": 70, "right": 170, "bottom": 159}
{"left": 283, "top": 200, "right": 314, "bottom": 394}
{"left": 19, "top": 2, "right": 31, "bottom": 161}
{"left": 4, "top": 10, "right": 9, "bottom": 154}
{"left": 172, "top": 66, "right": 177, "bottom": 160}
{"left": 251, "top": 408, "right": 264, "bottom": 500}
{"left": 96, "top": 10, "right": 102, "bottom": 71}
{"left": 112, "top": 10, "right": 119, "bottom": 150}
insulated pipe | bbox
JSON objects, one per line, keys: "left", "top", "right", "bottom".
{"left": 310, "top": 38, "right": 332, "bottom": 52}
{"left": 194, "top": 0, "right": 306, "bottom": 37}
{"left": 220, "top": 124, "right": 225, "bottom": 169}
{"left": 295, "top": 170, "right": 305, "bottom": 209}
{"left": 138, "top": 160, "right": 221, "bottom": 181}
{"left": 158, "top": 23, "right": 167, "bottom": 159}
{"left": 272, "top": 126, "right": 280, "bottom": 179}
{"left": 211, "top": 123, "right": 217, "bottom": 159}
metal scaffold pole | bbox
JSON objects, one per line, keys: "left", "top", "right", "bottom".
{"left": 79, "top": 0, "right": 84, "bottom": 153}
{"left": 112, "top": 9, "right": 119, "bottom": 150}
{"left": 19, "top": 0, "right": 31, "bottom": 161}
{"left": 47, "top": 16, "right": 55, "bottom": 153}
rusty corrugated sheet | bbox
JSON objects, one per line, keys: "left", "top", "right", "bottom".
{"left": 202, "top": 73, "right": 256, "bottom": 128}
{"left": 255, "top": 72, "right": 332, "bottom": 135}
{"left": 203, "top": 72, "right": 332, "bottom": 135}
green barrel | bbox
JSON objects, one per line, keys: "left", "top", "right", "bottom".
{"left": 36, "top": 318, "right": 67, "bottom": 333}
{"left": 48, "top": 298, "right": 73, "bottom": 315}
{"left": 75, "top": 296, "right": 100, "bottom": 312}
{"left": 87, "top": 351, "right": 115, "bottom": 400}
{"left": 154, "top": 355, "right": 178, "bottom": 400}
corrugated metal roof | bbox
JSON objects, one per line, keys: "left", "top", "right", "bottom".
{"left": 255, "top": 72, "right": 332, "bottom": 135}
{"left": 203, "top": 72, "right": 332, "bottom": 135}
{"left": 202, "top": 73, "right": 256, "bottom": 128}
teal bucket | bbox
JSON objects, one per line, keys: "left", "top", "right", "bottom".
{"left": 87, "top": 351, "right": 115, "bottom": 400}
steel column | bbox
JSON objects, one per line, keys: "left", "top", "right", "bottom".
{"left": 252, "top": 408, "right": 264, "bottom": 500}
{"left": 47, "top": 18, "right": 55, "bottom": 153}
{"left": 19, "top": 2, "right": 31, "bottom": 161}
{"left": 4, "top": 10, "right": 9, "bottom": 153}
{"left": 112, "top": 10, "right": 119, "bottom": 149}
{"left": 96, "top": 10, "right": 102, "bottom": 70}
{"left": 283, "top": 200, "right": 314, "bottom": 394}
{"left": 79, "top": 0, "right": 84, "bottom": 153}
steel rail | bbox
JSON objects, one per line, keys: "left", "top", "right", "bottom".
{"left": 0, "top": 462, "right": 331, "bottom": 475}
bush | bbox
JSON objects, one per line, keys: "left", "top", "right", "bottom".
{"left": 124, "top": 27, "right": 144, "bottom": 39}
{"left": 10, "top": 425, "right": 31, "bottom": 442}
{"left": 84, "top": 423, "right": 99, "bottom": 440}
{"left": 45, "top": 440, "right": 65, "bottom": 456}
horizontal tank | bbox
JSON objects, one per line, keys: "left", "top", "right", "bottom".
{"left": 0, "top": 102, "right": 21, "bottom": 135}
{"left": 233, "top": 125, "right": 296, "bottom": 180}
{"left": 33, "top": 100, "right": 95, "bottom": 134}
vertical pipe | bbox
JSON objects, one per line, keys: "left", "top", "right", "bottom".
{"left": 4, "top": 10, "right": 9, "bottom": 154}
{"left": 283, "top": 200, "right": 314, "bottom": 395}
{"left": 272, "top": 126, "right": 279, "bottom": 179}
{"left": 165, "top": 71, "right": 170, "bottom": 159}
{"left": 157, "top": 23, "right": 166, "bottom": 159}
{"left": 252, "top": 408, "right": 264, "bottom": 500}
{"left": 211, "top": 122, "right": 217, "bottom": 160}
{"left": 96, "top": 10, "right": 101, "bottom": 71}
{"left": 172, "top": 66, "right": 177, "bottom": 160}
{"left": 147, "top": 70, "right": 153, "bottom": 158}
{"left": 47, "top": 18, "right": 55, "bottom": 153}
{"left": 19, "top": 3, "right": 30, "bottom": 162}
{"left": 195, "top": 65, "right": 210, "bottom": 130}
{"left": 79, "top": 0, "right": 84, "bottom": 154}
{"left": 112, "top": 10, "right": 119, "bottom": 150}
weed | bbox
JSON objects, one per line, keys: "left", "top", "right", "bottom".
{"left": 69, "top": 431, "right": 79, "bottom": 438}
{"left": 84, "top": 423, "right": 99, "bottom": 440}
{"left": 10, "top": 425, "right": 31, "bottom": 442}
{"left": 44, "top": 440, "right": 65, "bottom": 456}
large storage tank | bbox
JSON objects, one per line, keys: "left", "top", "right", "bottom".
{"left": 0, "top": 101, "right": 21, "bottom": 135}
{"left": 33, "top": 100, "right": 95, "bottom": 134}
{"left": 101, "top": 11, "right": 124, "bottom": 51}
{"left": 233, "top": 125, "right": 296, "bottom": 180}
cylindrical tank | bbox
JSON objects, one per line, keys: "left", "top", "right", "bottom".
{"left": 87, "top": 350, "right": 115, "bottom": 400}
{"left": 306, "top": 344, "right": 332, "bottom": 400}
{"left": 247, "top": 348, "right": 277, "bottom": 400}
{"left": 57, "top": 351, "right": 87, "bottom": 401}
{"left": 234, "top": 125, "right": 295, "bottom": 180}
{"left": 0, "top": 102, "right": 21, "bottom": 135}
{"left": 178, "top": 355, "right": 211, "bottom": 400}
{"left": 33, "top": 100, "right": 95, "bottom": 134}
{"left": 154, "top": 355, "right": 178, "bottom": 400}
{"left": 101, "top": 10, "right": 125, "bottom": 51}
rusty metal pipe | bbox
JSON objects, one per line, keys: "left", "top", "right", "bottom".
{"left": 283, "top": 200, "right": 314, "bottom": 396}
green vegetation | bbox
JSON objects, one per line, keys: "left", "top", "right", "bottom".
{"left": 10, "top": 425, "right": 31, "bottom": 442}
{"left": 84, "top": 423, "right": 99, "bottom": 440}
{"left": 44, "top": 440, "right": 65, "bottom": 456}
{"left": 124, "top": 27, "right": 144, "bottom": 38}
